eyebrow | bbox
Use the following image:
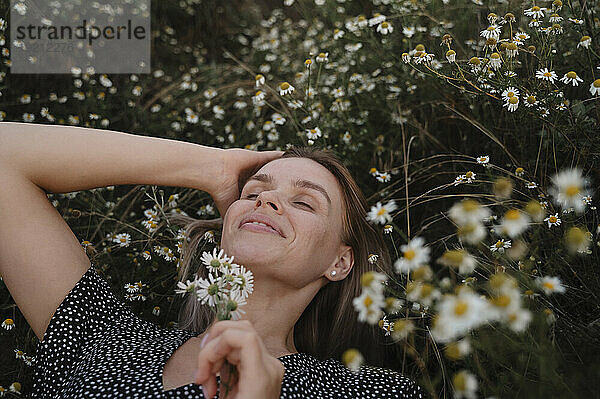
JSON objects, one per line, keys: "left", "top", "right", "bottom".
{"left": 246, "top": 173, "right": 332, "bottom": 207}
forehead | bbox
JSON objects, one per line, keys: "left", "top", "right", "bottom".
{"left": 245, "top": 157, "right": 342, "bottom": 203}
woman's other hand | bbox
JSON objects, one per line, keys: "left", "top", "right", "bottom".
{"left": 194, "top": 320, "right": 285, "bottom": 399}
{"left": 209, "top": 148, "right": 283, "bottom": 218}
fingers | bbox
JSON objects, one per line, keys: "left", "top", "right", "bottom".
{"left": 195, "top": 326, "right": 262, "bottom": 397}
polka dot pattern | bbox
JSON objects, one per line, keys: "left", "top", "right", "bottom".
{"left": 32, "top": 265, "right": 425, "bottom": 398}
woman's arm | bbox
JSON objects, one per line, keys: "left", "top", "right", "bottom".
{"left": 0, "top": 121, "right": 223, "bottom": 194}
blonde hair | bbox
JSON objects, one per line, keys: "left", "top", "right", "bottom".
{"left": 166, "top": 146, "right": 398, "bottom": 367}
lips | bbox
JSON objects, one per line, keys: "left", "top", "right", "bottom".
{"left": 239, "top": 213, "right": 285, "bottom": 237}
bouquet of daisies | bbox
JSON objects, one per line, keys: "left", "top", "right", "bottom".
{"left": 175, "top": 247, "right": 254, "bottom": 397}
{"left": 175, "top": 247, "right": 254, "bottom": 320}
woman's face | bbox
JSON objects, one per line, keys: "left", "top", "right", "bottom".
{"left": 220, "top": 157, "right": 350, "bottom": 287}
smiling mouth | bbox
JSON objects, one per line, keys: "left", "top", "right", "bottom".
{"left": 240, "top": 221, "right": 283, "bottom": 236}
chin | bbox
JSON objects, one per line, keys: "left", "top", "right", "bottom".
{"left": 221, "top": 237, "right": 276, "bottom": 269}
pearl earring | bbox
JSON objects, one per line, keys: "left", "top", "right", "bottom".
{"left": 330, "top": 270, "right": 337, "bottom": 276}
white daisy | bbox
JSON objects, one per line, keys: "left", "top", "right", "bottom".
{"left": 490, "top": 239, "right": 511, "bottom": 252}
{"left": 590, "top": 79, "right": 600, "bottom": 96}
{"left": 231, "top": 264, "right": 254, "bottom": 300}
{"left": 352, "top": 290, "right": 385, "bottom": 325}
{"left": 536, "top": 276, "right": 566, "bottom": 295}
{"left": 536, "top": 68, "right": 558, "bottom": 84}
{"left": 226, "top": 290, "right": 248, "bottom": 320}
{"left": 498, "top": 209, "right": 530, "bottom": 237}
{"left": 544, "top": 213, "right": 561, "bottom": 228}
{"left": 394, "top": 237, "right": 430, "bottom": 274}
{"left": 559, "top": 71, "right": 583, "bottom": 86}
{"left": 549, "top": 168, "right": 591, "bottom": 213}
{"left": 200, "top": 247, "right": 234, "bottom": 273}
{"left": 448, "top": 199, "right": 492, "bottom": 226}
{"left": 279, "top": 81, "right": 295, "bottom": 95}
{"left": 366, "top": 200, "right": 398, "bottom": 225}
{"left": 524, "top": 6, "right": 545, "bottom": 18}
{"left": 195, "top": 273, "right": 226, "bottom": 307}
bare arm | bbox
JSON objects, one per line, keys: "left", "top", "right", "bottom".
{"left": 0, "top": 121, "right": 223, "bottom": 193}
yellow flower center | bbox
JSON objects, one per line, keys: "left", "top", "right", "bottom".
{"left": 565, "top": 185, "right": 580, "bottom": 197}
{"left": 581, "top": 36, "right": 590, "bottom": 42}
{"left": 415, "top": 44, "right": 425, "bottom": 52}
{"left": 509, "top": 96, "right": 519, "bottom": 104}
{"left": 5, "top": 318, "right": 13, "bottom": 325}
{"left": 403, "top": 249, "right": 416, "bottom": 260}
{"left": 487, "top": 26, "right": 496, "bottom": 31}
{"left": 543, "top": 282, "right": 555, "bottom": 290}
{"left": 342, "top": 348, "right": 360, "bottom": 365}
{"left": 381, "top": 22, "right": 389, "bottom": 28}
{"left": 491, "top": 52, "right": 500, "bottom": 59}
{"left": 305, "top": 59, "right": 312, "bottom": 65}
{"left": 465, "top": 171, "right": 474, "bottom": 178}
{"left": 454, "top": 301, "right": 468, "bottom": 316}
{"left": 361, "top": 271, "right": 375, "bottom": 287}
{"left": 544, "top": 72, "right": 552, "bottom": 77}
{"left": 469, "top": 57, "right": 481, "bottom": 65}
{"left": 516, "top": 167, "right": 524, "bottom": 173}
{"left": 453, "top": 372, "right": 467, "bottom": 390}
{"left": 491, "top": 295, "right": 511, "bottom": 307}
{"left": 505, "top": 209, "right": 520, "bottom": 220}
{"left": 377, "top": 208, "right": 386, "bottom": 216}
{"left": 461, "top": 199, "right": 479, "bottom": 212}
{"left": 507, "top": 42, "right": 517, "bottom": 50}
{"left": 363, "top": 295, "right": 373, "bottom": 307}
{"left": 531, "top": 6, "right": 540, "bottom": 11}
{"left": 593, "top": 79, "right": 600, "bottom": 88}
{"left": 524, "top": 289, "right": 534, "bottom": 296}
{"left": 526, "top": 96, "right": 536, "bottom": 104}
{"left": 495, "top": 240, "right": 505, "bottom": 248}
{"left": 280, "top": 82, "right": 290, "bottom": 90}
{"left": 549, "top": 216, "right": 558, "bottom": 223}
{"left": 443, "top": 250, "right": 465, "bottom": 266}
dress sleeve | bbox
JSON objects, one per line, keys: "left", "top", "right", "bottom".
{"left": 32, "top": 263, "right": 131, "bottom": 394}
{"left": 280, "top": 357, "right": 426, "bottom": 399}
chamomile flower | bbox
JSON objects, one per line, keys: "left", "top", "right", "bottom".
{"left": 476, "top": 155, "right": 490, "bottom": 165}
{"left": 174, "top": 279, "right": 197, "bottom": 295}
{"left": 502, "top": 87, "right": 520, "bottom": 101}
{"left": 383, "top": 224, "right": 393, "bottom": 234}
{"left": 524, "top": 94, "right": 538, "bottom": 107}
{"left": 437, "top": 249, "right": 477, "bottom": 275}
{"left": 367, "top": 254, "right": 379, "bottom": 264}
{"left": 377, "top": 21, "right": 393, "bottom": 35}
{"left": 195, "top": 273, "right": 226, "bottom": 307}
{"left": 578, "top": 36, "right": 591, "bottom": 49}
{"left": 231, "top": 264, "right": 254, "bottom": 300}
{"left": 490, "top": 239, "right": 511, "bottom": 252}
{"left": 1, "top": 318, "right": 14, "bottom": 330}
{"left": 560, "top": 71, "right": 583, "bottom": 86}
{"left": 394, "top": 237, "right": 430, "bottom": 274}
{"left": 536, "top": 68, "right": 558, "bottom": 84}
{"left": 513, "top": 31, "right": 530, "bottom": 42}
{"left": 536, "top": 276, "right": 566, "bottom": 295}
{"left": 452, "top": 370, "right": 478, "bottom": 399}
{"left": 366, "top": 200, "right": 398, "bottom": 225}
{"left": 498, "top": 209, "right": 530, "bottom": 237}
{"left": 360, "top": 271, "right": 387, "bottom": 294}
{"left": 306, "top": 127, "right": 322, "bottom": 140}
{"left": 316, "top": 52, "right": 329, "bottom": 62}
{"left": 352, "top": 290, "right": 385, "bottom": 325}
{"left": 255, "top": 74, "right": 265, "bottom": 87}
{"left": 549, "top": 168, "right": 591, "bottom": 213}
{"left": 503, "top": 96, "right": 519, "bottom": 112}
{"left": 200, "top": 247, "right": 233, "bottom": 273}
{"left": 449, "top": 199, "right": 491, "bottom": 226}
{"left": 342, "top": 348, "right": 364, "bottom": 372}
{"left": 375, "top": 171, "right": 391, "bottom": 182}
{"left": 488, "top": 52, "right": 502, "bottom": 70}
{"left": 590, "top": 79, "right": 600, "bottom": 96}
{"left": 544, "top": 213, "right": 561, "bottom": 227}
{"left": 524, "top": 5, "right": 545, "bottom": 18}
{"left": 226, "top": 290, "right": 248, "bottom": 320}
{"left": 446, "top": 50, "right": 456, "bottom": 63}
{"left": 279, "top": 82, "right": 295, "bottom": 95}
{"left": 431, "top": 288, "right": 490, "bottom": 342}
{"left": 480, "top": 25, "right": 502, "bottom": 41}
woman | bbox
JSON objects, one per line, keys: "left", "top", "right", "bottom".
{"left": 0, "top": 122, "right": 424, "bottom": 398}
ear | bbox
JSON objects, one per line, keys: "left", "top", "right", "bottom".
{"left": 335, "top": 244, "right": 354, "bottom": 277}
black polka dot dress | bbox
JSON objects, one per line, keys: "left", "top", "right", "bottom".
{"left": 32, "top": 264, "right": 426, "bottom": 398}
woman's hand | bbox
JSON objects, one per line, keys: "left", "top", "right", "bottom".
{"left": 208, "top": 148, "right": 284, "bottom": 218}
{"left": 194, "top": 320, "right": 286, "bottom": 399}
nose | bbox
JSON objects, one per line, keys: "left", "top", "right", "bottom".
{"left": 254, "top": 191, "right": 281, "bottom": 213}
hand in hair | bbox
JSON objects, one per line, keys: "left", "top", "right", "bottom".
{"left": 193, "top": 319, "right": 285, "bottom": 399}
{"left": 209, "top": 148, "right": 283, "bottom": 218}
